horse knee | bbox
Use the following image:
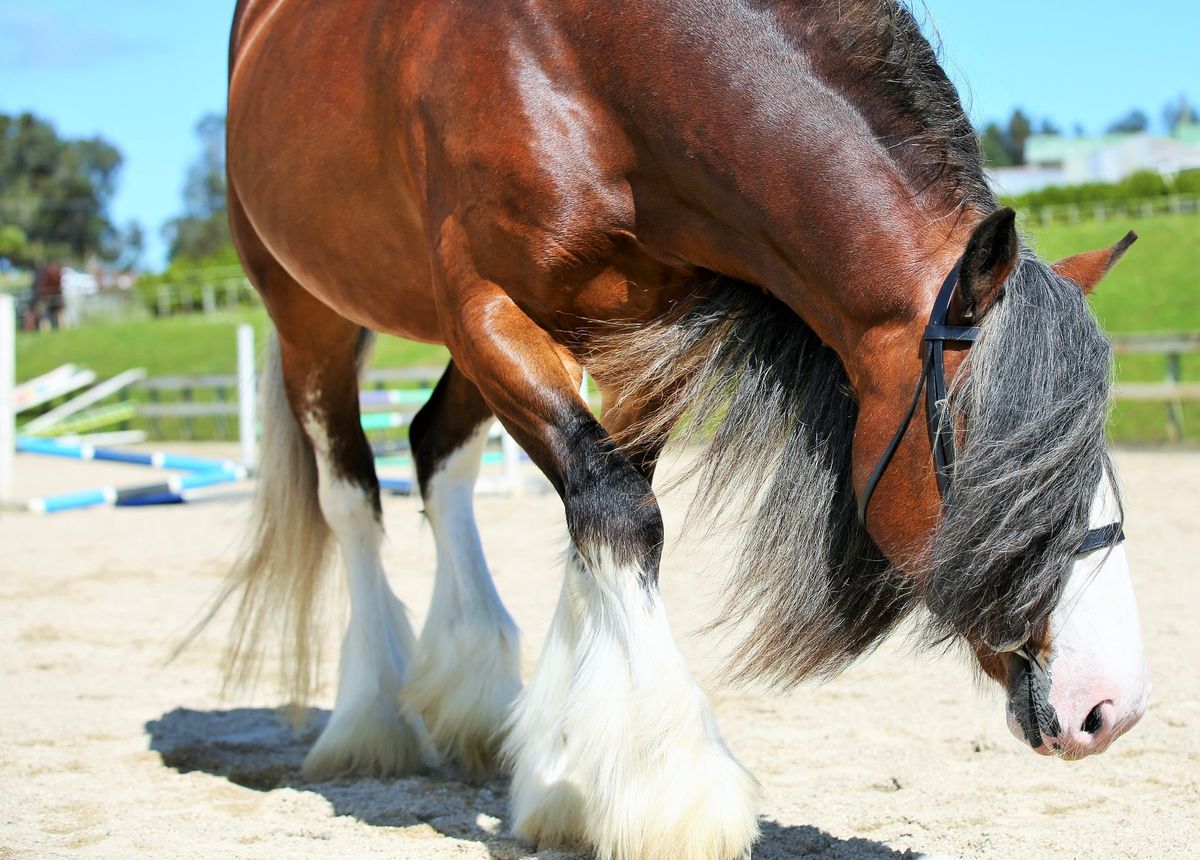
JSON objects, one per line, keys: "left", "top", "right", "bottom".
{"left": 563, "top": 422, "right": 664, "bottom": 577}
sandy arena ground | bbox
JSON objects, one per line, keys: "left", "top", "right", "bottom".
{"left": 1, "top": 447, "right": 1197, "bottom": 859}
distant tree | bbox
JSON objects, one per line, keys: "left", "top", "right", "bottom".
{"left": 0, "top": 225, "right": 30, "bottom": 263}
{"left": 1073, "top": 122, "right": 1086, "bottom": 138}
{"left": 163, "top": 113, "right": 232, "bottom": 264}
{"left": 1006, "top": 109, "right": 1032, "bottom": 165}
{"left": 1037, "top": 118, "right": 1062, "bottom": 136}
{"left": 1163, "top": 96, "right": 1197, "bottom": 133}
{"left": 1106, "top": 109, "right": 1150, "bottom": 134}
{"left": 977, "top": 109, "right": 1041, "bottom": 167}
{"left": 0, "top": 112, "right": 126, "bottom": 267}
{"left": 980, "top": 121, "right": 1014, "bottom": 167}
{"left": 107, "top": 220, "right": 144, "bottom": 270}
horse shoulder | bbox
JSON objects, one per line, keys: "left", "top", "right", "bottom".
{"left": 420, "top": 24, "right": 636, "bottom": 285}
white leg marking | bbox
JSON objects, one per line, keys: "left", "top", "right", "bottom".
{"left": 407, "top": 421, "right": 522, "bottom": 779}
{"left": 301, "top": 417, "right": 434, "bottom": 779}
{"left": 505, "top": 547, "right": 761, "bottom": 860}
{"left": 504, "top": 571, "right": 585, "bottom": 847}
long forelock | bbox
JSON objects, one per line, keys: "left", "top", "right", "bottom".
{"left": 921, "top": 252, "right": 1119, "bottom": 649}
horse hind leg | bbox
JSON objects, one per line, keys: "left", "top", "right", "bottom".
{"left": 211, "top": 191, "right": 431, "bottom": 778}
{"left": 285, "top": 324, "right": 437, "bottom": 779}
{"left": 404, "top": 361, "right": 522, "bottom": 781}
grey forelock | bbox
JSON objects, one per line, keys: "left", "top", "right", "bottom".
{"left": 921, "top": 251, "right": 1119, "bottom": 648}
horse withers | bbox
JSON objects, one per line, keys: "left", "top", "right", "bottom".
{"left": 207, "top": 1, "right": 1149, "bottom": 857}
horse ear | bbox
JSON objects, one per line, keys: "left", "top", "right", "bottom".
{"left": 951, "top": 207, "right": 1019, "bottom": 324}
{"left": 1051, "top": 231, "right": 1137, "bottom": 294}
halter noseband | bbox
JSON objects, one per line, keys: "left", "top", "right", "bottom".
{"left": 857, "top": 258, "right": 1125, "bottom": 571}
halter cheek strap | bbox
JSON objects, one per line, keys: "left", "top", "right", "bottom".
{"left": 857, "top": 261, "right": 975, "bottom": 525}
{"left": 856, "top": 257, "right": 1124, "bottom": 560}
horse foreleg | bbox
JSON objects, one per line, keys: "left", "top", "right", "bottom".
{"left": 436, "top": 253, "right": 760, "bottom": 860}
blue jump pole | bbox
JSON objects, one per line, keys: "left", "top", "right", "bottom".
{"left": 17, "top": 436, "right": 242, "bottom": 474}
{"left": 360, "top": 389, "right": 434, "bottom": 408}
{"left": 27, "top": 467, "right": 247, "bottom": 514}
{"left": 378, "top": 476, "right": 414, "bottom": 495}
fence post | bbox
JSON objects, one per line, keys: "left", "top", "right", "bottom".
{"left": 1166, "top": 352, "right": 1184, "bottom": 443}
{"left": 237, "top": 324, "right": 257, "bottom": 468}
{"left": 202, "top": 283, "right": 217, "bottom": 315}
{"left": 0, "top": 294, "right": 15, "bottom": 505}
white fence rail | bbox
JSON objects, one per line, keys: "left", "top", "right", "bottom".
{"left": 1022, "top": 194, "right": 1200, "bottom": 226}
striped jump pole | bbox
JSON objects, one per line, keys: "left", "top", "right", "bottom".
{"left": 378, "top": 476, "right": 414, "bottom": 495}
{"left": 27, "top": 466, "right": 247, "bottom": 514}
{"left": 360, "top": 389, "right": 434, "bottom": 408}
{"left": 11, "top": 365, "right": 96, "bottom": 415}
{"left": 16, "top": 436, "right": 243, "bottom": 474}
{"left": 360, "top": 413, "right": 411, "bottom": 431}
{"left": 20, "top": 368, "right": 147, "bottom": 435}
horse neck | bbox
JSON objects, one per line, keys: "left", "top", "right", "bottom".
{"left": 558, "top": 1, "right": 983, "bottom": 377}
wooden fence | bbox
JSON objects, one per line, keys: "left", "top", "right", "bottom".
{"left": 1111, "top": 332, "right": 1200, "bottom": 442}
{"left": 13, "top": 336, "right": 1198, "bottom": 447}
{"left": 1022, "top": 194, "right": 1200, "bottom": 226}
{"left": 136, "top": 366, "right": 447, "bottom": 443}
{"left": 130, "top": 336, "right": 1198, "bottom": 444}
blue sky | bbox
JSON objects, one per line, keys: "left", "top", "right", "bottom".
{"left": 1, "top": 0, "right": 1196, "bottom": 269}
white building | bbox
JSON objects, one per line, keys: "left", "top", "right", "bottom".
{"left": 987, "top": 124, "right": 1200, "bottom": 196}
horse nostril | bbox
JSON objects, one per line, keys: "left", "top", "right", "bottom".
{"left": 1082, "top": 704, "right": 1105, "bottom": 735}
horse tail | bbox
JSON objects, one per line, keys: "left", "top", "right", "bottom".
{"left": 176, "top": 332, "right": 334, "bottom": 712}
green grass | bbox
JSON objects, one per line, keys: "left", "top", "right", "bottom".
{"left": 12, "top": 211, "right": 1200, "bottom": 442}
{"left": 1025, "top": 212, "right": 1200, "bottom": 333}
{"left": 15, "top": 307, "right": 447, "bottom": 380}
{"left": 1026, "top": 212, "right": 1200, "bottom": 443}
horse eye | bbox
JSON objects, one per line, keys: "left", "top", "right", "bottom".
{"left": 984, "top": 621, "right": 1031, "bottom": 653}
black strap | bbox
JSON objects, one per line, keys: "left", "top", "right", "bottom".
{"left": 858, "top": 261, "right": 973, "bottom": 523}
{"left": 857, "top": 350, "right": 933, "bottom": 524}
{"left": 857, "top": 256, "right": 1125, "bottom": 565}
{"left": 924, "top": 324, "right": 982, "bottom": 343}
{"left": 1078, "top": 522, "right": 1125, "bottom": 554}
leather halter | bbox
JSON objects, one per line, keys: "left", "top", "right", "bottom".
{"left": 857, "top": 257, "right": 1125, "bottom": 567}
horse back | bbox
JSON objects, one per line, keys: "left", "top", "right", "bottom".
{"left": 227, "top": 0, "right": 678, "bottom": 346}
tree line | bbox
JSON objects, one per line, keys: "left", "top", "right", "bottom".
{"left": 0, "top": 112, "right": 140, "bottom": 269}
{"left": 0, "top": 111, "right": 230, "bottom": 274}
{"left": 980, "top": 96, "right": 1196, "bottom": 168}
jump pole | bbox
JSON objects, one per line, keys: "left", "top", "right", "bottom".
{"left": 26, "top": 466, "right": 247, "bottom": 514}
{"left": 237, "top": 323, "right": 257, "bottom": 469}
{"left": 16, "top": 436, "right": 242, "bottom": 473}
{"left": 0, "top": 294, "right": 14, "bottom": 505}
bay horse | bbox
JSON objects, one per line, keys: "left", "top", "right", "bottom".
{"left": 213, "top": 1, "right": 1150, "bottom": 857}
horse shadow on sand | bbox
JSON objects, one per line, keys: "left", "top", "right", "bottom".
{"left": 145, "top": 707, "right": 937, "bottom": 860}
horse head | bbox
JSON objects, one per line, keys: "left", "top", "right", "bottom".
{"left": 856, "top": 209, "right": 1149, "bottom": 758}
